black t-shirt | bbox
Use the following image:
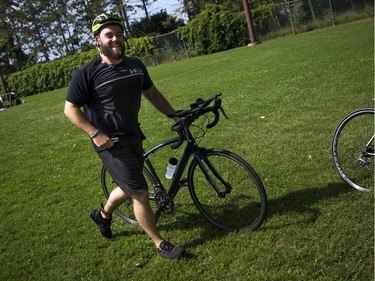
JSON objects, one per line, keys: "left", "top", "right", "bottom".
{"left": 66, "top": 56, "right": 153, "bottom": 148}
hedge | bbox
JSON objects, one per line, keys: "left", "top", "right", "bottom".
{"left": 177, "top": 5, "right": 246, "bottom": 55}
{"left": 3, "top": 36, "right": 157, "bottom": 97}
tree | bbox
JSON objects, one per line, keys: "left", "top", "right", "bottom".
{"left": 181, "top": 0, "right": 199, "bottom": 20}
{"left": 70, "top": 0, "right": 113, "bottom": 51}
{"left": 0, "top": 72, "right": 7, "bottom": 95}
{"left": 112, "top": 0, "right": 133, "bottom": 37}
{"left": 180, "top": 0, "right": 244, "bottom": 19}
{"left": 19, "top": 0, "right": 52, "bottom": 62}
{"left": 0, "top": 0, "right": 34, "bottom": 73}
{"left": 0, "top": 0, "right": 373, "bottom": 72}
{"left": 131, "top": 9, "right": 185, "bottom": 37}
{"left": 47, "top": 0, "right": 77, "bottom": 57}
{"left": 129, "top": 0, "right": 155, "bottom": 20}
{"left": 140, "top": 0, "right": 150, "bottom": 19}
{"left": 177, "top": 4, "right": 245, "bottom": 55}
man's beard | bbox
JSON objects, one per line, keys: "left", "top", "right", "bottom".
{"left": 100, "top": 42, "right": 125, "bottom": 60}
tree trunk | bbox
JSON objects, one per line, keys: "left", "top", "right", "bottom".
{"left": 33, "top": 21, "right": 50, "bottom": 62}
{"left": 115, "top": 0, "right": 133, "bottom": 37}
{"left": 26, "top": 0, "right": 50, "bottom": 61}
{"left": 0, "top": 72, "right": 8, "bottom": 95}
{"left": 141, "top": 0, "right": 149, "bottom": 20}
{"left": 183, "top": 0, "right": 198, "bottom": 20}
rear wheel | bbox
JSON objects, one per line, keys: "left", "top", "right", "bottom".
{"left": 100, "top": 166, "right": 158, "bottom": 224}
{"left": 188, "top": 149, "right": 267, "bottom": 232}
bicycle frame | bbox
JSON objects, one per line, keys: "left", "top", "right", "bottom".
{"left": 357, "top": 134, "right": 375, "bottom": 165}
{"left": 364, "top": 135, "right": 375, "bottom": 156}
{"left": 143, "top": 134, "right": 227, "bottom": 204}
{"left": 143, "top": 135, "right": 199, "bottom": 199}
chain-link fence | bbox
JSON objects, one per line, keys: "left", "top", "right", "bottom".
{"left": 150, "top": 32, "right": 189, "bottom": 65}
{"left": 272, "top": 0, "right": 336, "bottom": 35}
{"left": 145, "top": 1, "right": 372, "bottom": 64}
{"left": 253, "top": 0, "right": 373, "bottom": 40}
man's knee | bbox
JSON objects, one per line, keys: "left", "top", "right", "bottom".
{"left": 109, "top": 187, "right": 130, "bottom": 203}
{"left": 131, "top": 190, "right": 149, "bottom": 204}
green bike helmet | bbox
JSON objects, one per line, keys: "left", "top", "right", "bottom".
{"left": 92, "top": 13, "right": 124, "bottom": 36}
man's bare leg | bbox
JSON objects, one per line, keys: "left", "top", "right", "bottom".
{"left": 101, "top": 186, "right": 130, "bottom": 219}
{"left": 97, "top": 188, "right": 183, "bottom": 258}
{"left": 132, "top": 191, "right": 163, "bottom": 248}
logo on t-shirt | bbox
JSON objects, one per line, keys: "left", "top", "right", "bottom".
{"left": 129, "top": 68, "right": 143, "bottom": 75}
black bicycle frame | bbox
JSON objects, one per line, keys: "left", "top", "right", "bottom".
{"left": 364, "top": 135, "right": 375, "bottom": 156}
{"left": 143, "top": 135, "right": 228, "bottom": 201}
{"left": 143, "top": 136, "right": 194, "bottom": 200}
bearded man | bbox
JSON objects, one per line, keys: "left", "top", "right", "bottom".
{"left": 64, "top": 13, "right": 184, "bottom": 259}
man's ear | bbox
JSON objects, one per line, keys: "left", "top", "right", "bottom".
{"left": 95, "top": 37, "right": 102, "bottom": 54}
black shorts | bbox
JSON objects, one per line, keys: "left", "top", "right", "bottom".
{"left": 98, "top": 137, "right": 148, "bottom": 195}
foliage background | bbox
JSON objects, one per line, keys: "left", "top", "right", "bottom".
{"left": 177, "top": 4, "right": 246, "bottom": 55}
{"left": 4, "top": 37, "right": 158, "bottom": 97}
{"left": 1, "top": 3, "right": 373, "bottom": 97}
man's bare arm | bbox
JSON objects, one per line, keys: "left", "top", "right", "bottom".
{"left": 64, "top": 101, "right": 113, "bottom": 149}
{"left": 142, "top": 85, "right": 176, "bottom": 117}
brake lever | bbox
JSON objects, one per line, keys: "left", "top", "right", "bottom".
{"left": 220, "top": 106, "right": 229, "bottom": 119}
{"left": 206, "top": 110, "right": 219, "bottom": 129}
{"left": 190, "top": 98, "right": 204, "bottom": 109}
{"left": 171, "top": 122, "right": 184, "bottom": 149}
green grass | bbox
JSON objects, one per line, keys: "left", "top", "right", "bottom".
{"left": 0, "top": 18, "right": 373, "bottom": 281}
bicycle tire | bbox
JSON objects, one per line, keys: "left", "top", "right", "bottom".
{"left": 188, "top": 148, "right": 267, "bottom": 232}
{"left": 332, "top": 108, "right": 374, "bottom": 192}
{"left": 100, "top": 166, "right": 158, "bottom": 224}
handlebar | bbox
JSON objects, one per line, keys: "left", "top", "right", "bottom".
{"left": 168, "top": 93, "right": 228, "bottom": 149}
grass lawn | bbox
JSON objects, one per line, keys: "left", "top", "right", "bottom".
{"left": 0, "top": 18, "right": 373, "bottom": 281}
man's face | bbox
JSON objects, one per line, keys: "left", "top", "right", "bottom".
{"left": 96, "top": 25, "right": 125, "bottom": 60}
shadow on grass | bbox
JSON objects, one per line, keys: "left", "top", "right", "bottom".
{"left": 263, "top": 182, "right": 353, "bottom": 229}
{"left": 167, "top": 217, "right": 226, "bottom": 259}
{"left": 159, "top": 210, "right": 226, "bottom": 259}
{"left": 108, "top": 182, "right": 354, "bottom": 258}
{"left": 110, "top": 207, "right": 225, "bottom": 259}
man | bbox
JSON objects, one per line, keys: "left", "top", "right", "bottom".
{"left": 64, "top": 13, "right": 184, "bottom": 259}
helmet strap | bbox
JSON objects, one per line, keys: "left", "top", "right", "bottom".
{"left": 96, "top": 43, "right": 103, "bottom": 55}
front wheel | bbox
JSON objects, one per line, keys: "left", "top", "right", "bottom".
{"left": 332, "top": 108, "right": 374, "bottom": 192}
{"left": 188, "top": 149, "right": 267, "bottom": 232}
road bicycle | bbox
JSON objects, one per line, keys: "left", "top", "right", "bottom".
{"left": 101, "top": 93, "right": 267, "bottom": 232}
{"left": 332, "top": 108, "right": 374, "bottom": 192}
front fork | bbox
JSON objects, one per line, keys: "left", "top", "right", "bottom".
{"left": 193, "top": 149, "right": 232, "bottom": 198}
